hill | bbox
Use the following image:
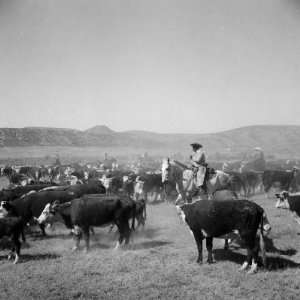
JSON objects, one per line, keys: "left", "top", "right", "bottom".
{"left": 0, "top": 125, "right": 299, "bottom": 158}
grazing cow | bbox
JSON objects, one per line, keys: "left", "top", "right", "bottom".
{"left": 275, "top": 191, "right": 300, "bottom": 225}
{"left": 0, "top": 215, "right": 23, "bottom": 264}
{"left": 176, "top": 199, "right": 271, "bottom": 274}
{"left": 262, "top": 169, "right": 298, "bottom": 193}
{"left": 37, "top": 194, "right": 136, "bottom": 251}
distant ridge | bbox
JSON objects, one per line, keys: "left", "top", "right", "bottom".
{"left": 0, "top": 125, "right": 299, "bottom": 157}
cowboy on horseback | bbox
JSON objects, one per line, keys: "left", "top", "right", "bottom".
{"left": 190, "top": 143, "right": 208, "bottom": 194}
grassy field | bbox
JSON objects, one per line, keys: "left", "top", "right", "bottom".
{"left": 0, "top": 195, "right": 300, "bottom": 300}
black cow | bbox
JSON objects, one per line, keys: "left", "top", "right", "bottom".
{"left": 6, "top": 190, "right": 77, "bottom": 238}
{"left": 65, "top": 180, "right": 106, "bottom": 197}
{"left": 0, "top": 184, "right": 56, "bottom": 202}
{"left": 262, "top": 169, "right": 298, "bottom": 193}
{"left": 176, "top": 200, "right": 271, "bottom": 274}
{"left": 275, "top": 191, "right": 300, "bottom": 225}
{"left": 0, "top": 215, "right": 23, "bottom": 264}
{"left": 37, "top": 194, "right": 136, "bottom": 251}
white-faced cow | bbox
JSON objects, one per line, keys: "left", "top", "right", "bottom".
{"left": 37, "top": 194, "right": 136, "bottom": 251}
{"left": 275, "top": 191, "right": 300, "bottom": 225}
{"left": 176, "top": 199, "right": 271, "bottom": 274}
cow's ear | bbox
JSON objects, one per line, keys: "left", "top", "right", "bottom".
{"left": 275, "top": 193, "right": 280, "bottom": 198}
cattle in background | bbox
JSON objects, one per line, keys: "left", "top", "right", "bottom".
{"left": 224, "top": 171, "right": 247, "bottom": 197}
{"left": 222, "top": 161, "right": 242, "bottom": 173}
{"left": 243, "top": 171, "right": 263, "bottom": 197}
{"left": 225, "top": 171, "right": 263, "bottom": 198}
{"left": 176, "top": 199, "right": 271, "bottom": 274}
{"left": 19, "top": 166, "right": 40, "bottom": 183}
{"left": 64, "top": 180, "right": 106, "bottom": 197}
{"left": 262, "top": 169, "right": 298, "bottom": 193}
{"left": 37, "top": 194, "right": 136, "bottom": 251}
{"left": 100, "top": 175, "right": 124, "bottom": 195}
{"left": 122, "top": 175, "right": 136, "bottom": 197}
{"left": 136, "top": 173, "right": 164, "bottom": 202}
{"left": 275, "top": 191, "right": 300, "bottom": 225}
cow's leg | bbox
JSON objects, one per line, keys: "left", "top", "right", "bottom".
{"left": 206, "top": 237, "right": 214, "bottom": 264}
{"left": 224, "top": 239, "right": 229, "bottom": 250}
{"left": 39, "top": 223, "right": 47, "bottom": 236}
{"left": 192, "top": 231, "right": 203, "bottom": 264}
{"left": 82, "top": 227, "right": 90, "bottom": 252}
{"left": 72, "top": 225, "right": 82, "bottom": 251}
{"left": 21, "top": 229, "right": 26, "bottom": 243}
{"left": 247, "top": 236, "right": 260, "bottom": 274}
{"left": 123, "top": 222, "right": 131, "bottom": 245}
{"left": 114, "top": 222, "right": 124, "bottom": 250}
{"left": 240, "top": 233, "right": 256, "bottom": 272}
{"left": 13, "top": 236, "right": 21, "bottom": 264}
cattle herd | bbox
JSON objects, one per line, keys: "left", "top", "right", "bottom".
{"left": 0, "top": 159, "right": 299, "bottom": 275}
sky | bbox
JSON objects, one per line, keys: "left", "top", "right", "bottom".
{"left": 0, "top": 0, "right": 300, "bottom": 133}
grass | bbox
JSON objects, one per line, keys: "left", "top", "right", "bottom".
{"left": 0, "top": 194, "right": 300, "bottom": 299}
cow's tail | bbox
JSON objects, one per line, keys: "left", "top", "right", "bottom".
{"left": 131, "top": 202, "right": 136, "bottom": 231}
{"left": 259, "top": 212, "right": 267, "bottom": 268}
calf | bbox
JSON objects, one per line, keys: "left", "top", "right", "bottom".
{"left": 275, "top": 191, "right": 300, "bottom": 225}
{"left": 176, "top": 199, "right": 271, "bottom": 274}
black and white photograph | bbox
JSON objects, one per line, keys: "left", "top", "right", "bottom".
{"left": 0, "top": 0, "right": 300, "bottom": 299}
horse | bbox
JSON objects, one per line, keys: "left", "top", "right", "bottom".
{"left": 161, "top": 158, "right": 237, "bottom": 203}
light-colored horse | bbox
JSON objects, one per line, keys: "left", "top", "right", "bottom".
{"left": 161, "top": 158, "right": 236, "bottom": 203}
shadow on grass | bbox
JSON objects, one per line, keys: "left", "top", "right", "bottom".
{"left": 213, "top": 248, "right": 300, "bottom": 270}
{"left": 29, "top": 233, "right": 72, "bottom": 241}
{"left": 264, "top": 236, "right": 297, "bottom": 256}
{"left": 87, "top": 243, "right": 111, "bottom": 250}
{"left": 129, "top": 240, "right": 172, "bottom": 250}
{"left": 220, "top": 236, "right": 297, "bottom": 257}
{"left": 132, "top": 227, "right": 161, "bottom": 239}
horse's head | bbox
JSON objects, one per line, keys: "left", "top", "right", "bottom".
{"left": 161, "top": 158, "right": 171, "bottom": 183}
